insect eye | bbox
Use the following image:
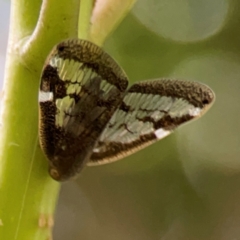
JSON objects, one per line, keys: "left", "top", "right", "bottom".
{"left": 202, "top": 99, "right": 209, "bottom": 104}
{"left": 57, "top": 45, "right": 65, "bottom": 52}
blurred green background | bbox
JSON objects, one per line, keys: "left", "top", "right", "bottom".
{"left": 55, "top": 1, "right": 240, "bottom": 239}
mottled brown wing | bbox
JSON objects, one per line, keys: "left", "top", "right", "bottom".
{"left": 39, "top": 39, "right": 128, "bottom": 181}
{"left": 88, "top": 79, "right": 215, "bottom": 166}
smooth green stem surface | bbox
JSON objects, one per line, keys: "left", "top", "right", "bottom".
{"left": 89, "top": 0, "right": 137, "bottom": 46}
{"left": 78, "top": 0, "right": 94, "bottom": 40}
{"left": 0, "top": 0, "right": 80, "bottom": 239}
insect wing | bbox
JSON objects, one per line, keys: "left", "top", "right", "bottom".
{"left": 88, "top": 79, "right": 215, "bottom": 165}
{"left": 39, "top": 39, "right": 128, "bottom": 181}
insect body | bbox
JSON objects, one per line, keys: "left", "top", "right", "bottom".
{"left": 39, "top": 39, "right": 215, "bottom": 181}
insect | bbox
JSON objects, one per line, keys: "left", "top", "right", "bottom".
{"left": 39, "top": 39, "right": 215, "bottom": 181}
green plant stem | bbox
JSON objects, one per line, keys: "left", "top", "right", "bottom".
{"left": 89, "top": 0, "right": 137, "bottom": 46}
{"left": 0, "top": 0, "right": 80, "bottom": 239}
{"left": 78, "top": 0, "right": 94, "bottom": 40}
{"left": 20, "top": 0, "right": 80, "bottom": 72}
